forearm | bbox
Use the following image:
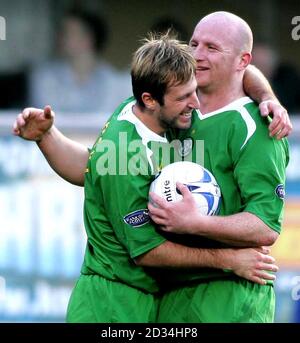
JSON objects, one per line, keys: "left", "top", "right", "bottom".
{"left": 135, "top": 240, "right": 278, "bottom": 285}
{"left": 244, "top": 64, "right": 279, "bottom": 103}
{"left": 189, "top": 212, "right": 278, "bottom": 247}
{"left": 37, "top": 126, "right": 89, "bottom": 186}
{"left": 135, "top": 240, "right": 231, "bottom": 269}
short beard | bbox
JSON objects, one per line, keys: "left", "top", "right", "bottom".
{"left": 158, "top": 116, "right": 179, "bottom": 130}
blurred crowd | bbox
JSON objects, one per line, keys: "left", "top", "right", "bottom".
{"left": 0, "top": 9, "right": 300, "bottom": 116}
{"left": 252, "top": 41, "right": 300, "bottom": 114}
{"left": 0, "top": 9, "right": 132, "bottom": 118}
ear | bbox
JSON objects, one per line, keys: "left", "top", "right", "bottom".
{"left": 237, "top": 52, "right": 252, "bottom": 71}
{"left": 141, "top": 92, "right": 157, "bottom": 110}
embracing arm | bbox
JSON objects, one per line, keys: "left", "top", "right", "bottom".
{"left": 191, "top": 211, "right": 279, "bottom": 247}
{"left": 148, "top": 183, "right": 279, "bottom": 247}
{"left": 244, "top": 65, "right": 292, "bottom": 138}
{"left": 135, "top": 241, "right": 278, "bottom": 285}
{"left": 244, "top": 64, "right": 277, "bottom": 104}
{"left": 12, "top": 106, "right": 88, "bottom": 186}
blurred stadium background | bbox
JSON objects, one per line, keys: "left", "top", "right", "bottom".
{"left": 0, "top": 0, "right": 299, "bottom": 322}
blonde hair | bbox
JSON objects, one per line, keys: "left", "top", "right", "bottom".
{"left": 131, "top": 32, "right": 196, "bottom": 107}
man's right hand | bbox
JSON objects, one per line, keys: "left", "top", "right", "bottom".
{"left": 12, "top": 105, "right": 54, "bottom": 142}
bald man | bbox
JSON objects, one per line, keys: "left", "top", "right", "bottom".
{"left": 150, "top": 12, "right": 289, "bottom": 323}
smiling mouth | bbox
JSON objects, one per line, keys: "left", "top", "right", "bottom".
{"left": 180, "top": 112, "right": 192, "bottom": 118}
{"left": 197, "top": 67, "right": 209, "bottom": 71}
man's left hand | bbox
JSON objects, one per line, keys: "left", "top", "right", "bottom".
{"left": 259, "top": 100, "right": 292, "bottom": 139}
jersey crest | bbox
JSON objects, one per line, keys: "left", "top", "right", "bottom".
{"left": 178, "top": 138, "right": 193, "bottom": 157}
{"left": 275, "top": 184, "right": 285, "bottom": 200}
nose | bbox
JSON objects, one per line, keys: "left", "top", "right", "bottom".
{"left": 189, "top": 91, "right": 200, "bottom": 109}
{"left": 192, "top": 45, "right": 205, "bottom": 61}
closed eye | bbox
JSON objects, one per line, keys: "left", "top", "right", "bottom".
{"left": 208, "top": 45, "right": 217, "bottom": 51}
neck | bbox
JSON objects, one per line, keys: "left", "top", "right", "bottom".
{"left": 69, "top": 52, "right": 98, "bottom": 82}
{"left": 132, "top": 104, "right": 165, "bottom": 136}
{"left": 198, "top": 77, "right": 246, "bottom": 114}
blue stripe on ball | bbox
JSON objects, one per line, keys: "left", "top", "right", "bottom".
{"left": 202, "top": 170, "right": 212, "bottom": 183}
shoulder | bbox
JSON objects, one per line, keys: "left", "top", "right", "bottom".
{"left": 89, "top": 97, "right": 138, "bottom": 152}
{"left": 29, "top": 60, "right": 69, "bottom": 89}
{"left": 232, "top": 100, "right": 289, "bottom": 163}
{"left": 31, "top": 60, "right": 67, "bottom": 75}
{"left": 225, "top": 97, "right": 260, "bottom": 127}
{"left": 221, "top": 98, "right": 269, "bottom": 145}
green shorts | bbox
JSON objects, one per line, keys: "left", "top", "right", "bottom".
{"left": 66, "top": 274, "right": 160, "bottom": 323}
{"left": 157, "top": 278, "right": 275, "bottom": 323}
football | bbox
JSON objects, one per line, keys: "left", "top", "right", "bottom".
{"left": 149, "top": 161, "right": 221, "bottom": 215}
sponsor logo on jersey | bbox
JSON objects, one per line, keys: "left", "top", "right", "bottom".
{"left": 123, "top": 209, "right": 150, "bottom": 227}
{"left": 275, "top": 184, "right": 285, "bottom": 200}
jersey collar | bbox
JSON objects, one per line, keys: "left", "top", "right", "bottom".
{"left": 118, "top": 100, "right": 168, "bottom": 143}
{"left": 195, "top": 96, "right": 253, "bottom": 120}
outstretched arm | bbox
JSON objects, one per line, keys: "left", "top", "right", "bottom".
{"left": 12, "top": 106, "right": 88, "bottom": 186}
{"left": 244, "top": 64, "right": 292, "bottom": 138}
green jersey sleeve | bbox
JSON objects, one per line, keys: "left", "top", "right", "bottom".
{"left": 232, "top": 106, "right": 289, "bottom": 233}
{"left": 92, "top": 150, "right": 167, "bottom": 259}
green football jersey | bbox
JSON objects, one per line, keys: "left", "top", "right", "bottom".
{"left": 177, "top": 96, "right": 289, "bottom": 240}
{"left": 81, "top": 97, "right": 171, "bottom": 294}
{"left": 158, "top": 97, "right": 288, "bottom": 284}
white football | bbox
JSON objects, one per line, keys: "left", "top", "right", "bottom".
{"left": 149, "top": 161, "right": 221, "bottom": 215}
